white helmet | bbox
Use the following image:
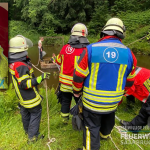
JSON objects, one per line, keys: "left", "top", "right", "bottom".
{"left": 71, "top": 23, "right": 88, "bottom": 37}
{"left": 102, "top": 18, "right": 126, "bottom": 33}
{"left": 9, "top": 35, "right": 33, "bottom": 53}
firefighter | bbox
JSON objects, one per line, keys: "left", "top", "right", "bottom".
{"left": 38, "top": 37, "right": 44, "bottom": 61}
{"left": 54, "top": 23, "right": 90, "bottom": 123}
{"left": 72, "top": 18, "right": 137, "bottom": 150}
{"left": 8, "top": 35, "right": 50, "bottom": 143}
{"left": 120, "top": 66, "right": 150, "bottom": 131}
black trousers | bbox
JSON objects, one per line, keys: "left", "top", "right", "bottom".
{"left": 82, "top": 108, "right": 115, "bottom": 150}
{"left": 129, "top": 96, "right": 150, "bottom": 130}
{"left": 61, "top": 92, "right": 80, "bottom": 117}
{"left": 20, "top": 104, "right": 42, "bottom": 139}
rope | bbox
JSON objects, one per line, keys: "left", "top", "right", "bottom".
{"left": 127, "top": 34, "right": 148, "bottom": 46}
{"left": 110, "top": 135, "right": 120, "bottom": 150}
{"left": 32, "top": 63, "right": 56, "bottom": 150}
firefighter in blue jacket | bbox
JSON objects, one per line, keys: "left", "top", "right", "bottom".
{"left": 8, "top": 35, "right": 50, "bottom": 143}
{"left": 72, "top": 18, "right": 137, "bottom": 150}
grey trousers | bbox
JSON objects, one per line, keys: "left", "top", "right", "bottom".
{"left": 20, "top": 104, "right": 42, "bottom": 139}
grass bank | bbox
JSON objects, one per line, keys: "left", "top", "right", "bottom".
{"left": 0, "top": 84, "right": 150, "bottom": 150}
{"left": 9, "top": 19, "right": 150, "bottom": 55}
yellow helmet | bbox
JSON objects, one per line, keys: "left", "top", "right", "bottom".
{"left": 71, "top": 23, "right": 88, "bottom": 37}
{"left": 103, "top": 18, "right": 125, "bottom": 33}
{"left": 9, "top": 35, "right": 33, "bottom": 53}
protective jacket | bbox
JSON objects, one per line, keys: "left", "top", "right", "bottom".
{"left": 56, "top": 44, "right": 87, "bottom": 93}
{"left": 125, "top": 66, "right": 150, "bottom": 103}
{"left": 9, "top": 57, "right": 42, "bottom": 108}
{"left": 73, "top": 36, "right": 137, "bottom": 114}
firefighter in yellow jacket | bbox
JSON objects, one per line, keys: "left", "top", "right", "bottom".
{"left": 8, "top": 35, "right": 50, "bottom": 143}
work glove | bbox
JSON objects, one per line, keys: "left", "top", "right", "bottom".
{"left": 36, "top": 72, "right": 50, "bottom": 84}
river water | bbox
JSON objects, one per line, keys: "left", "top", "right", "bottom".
{"left": 28, "top": 45, "right": 150, "bottom": 89}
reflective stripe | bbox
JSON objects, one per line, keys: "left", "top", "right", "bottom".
{"left": 127, "top": 72, "right": 136, "bottom": 79}
{"left": 59, "top": 73, "right": 73, "bottom": 80}
{"left": 27, "top": 79, "right": 32, "bottom": 88}
{"left": 144, "top": 79, "right": 150, "bottom": 92}
{"left": 84, "top": 86, "right": 124, "bottom": 96}
{"left": 89, "top": 63, "right": 99, "bottom": 89}
{"left": 135, "top": 67, "right": 142, "bottom": 75}
{"left": 60, "top": 84, "right": 73, "bottom": 93}
{"left": 9, "top": 68, "right": 15, "bottom": 75}
{"left": 18, "top": 75, "right": 30, "bottom": 82}
{"left": 92, "top": 42, "right": 127, "bottom": 49}
{"left": 59, "top": 77, "right": 72, "bottom": 85}
{"left": 30, "top": 68, "right": 33, "bottom": 74}
{"left": 74, "top": 56, "right": 80, "bottom": 69}
{"left": 12, "top": 76, "right": 23, "bottom": 100}
{"left": 116, "top": 64, "right": 127, "bottom": 91}
{"left": 72, "top": 84, "right": 82, "bottom": 92}
{"left": 83, "top": 98, "right": 118, "bottom": 113}
{"left": 56, "top": 54, "right": 61, "bottom": 64}
{"left": 60, "top": 55, "right": 64, "bottom": 74}
{"left": 76, "top": 65, "right": 89, "bottom": 76}
{"left": 61, "top": 112, "right": 69, "bottom": 117}
{"left": 83, "top": 92, "right": 122, "bottom": 102}
{"left": 100, "top": 132, "right": 110, "bottom": 139}
{"left": 86, "top": 126, "right": 91, "bottom": 150}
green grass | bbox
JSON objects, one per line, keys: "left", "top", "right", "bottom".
{"left": 0, "top": 86, "right": 150, "bottom": 150}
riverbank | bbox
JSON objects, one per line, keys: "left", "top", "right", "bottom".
{"left": 0, "top": 85, "right": 149, "bottom": 150}
{"left": 9, "top": 20, "right": 150, "bottom": 55}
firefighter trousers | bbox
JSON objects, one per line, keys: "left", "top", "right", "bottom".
{"left": 20, "top": 104, "right": 42, "bottom": 139}
{"left": 129, "top": 96, "right": 150, "bottom": 130}
{"left": 61, "top": 92, "right": 80, "bottom": 119}
{"left": 82, "top": 108, "right": 115, "bottom": 150}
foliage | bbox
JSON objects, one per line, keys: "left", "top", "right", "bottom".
{"left": 9, "top": 20, "right": 41, "bottom": 44}
{"left": 0, "top": 84, "right": 18, "bottom": 117}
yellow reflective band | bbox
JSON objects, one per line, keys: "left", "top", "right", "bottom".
{"left": 9, "top": 68, "right": 15, "bottom": 75}
{"left": 116, "top": 64, "right": 127, "bottom": 91}
{"left": 86, "top": 126, "right": 91, "bottom": 150}
{"left": 12, "top": 76, "right": 23, "bottom": 100}
{"left": 27, "top": 79, "right": 32, "bottom": 88}
{"left": 100, "top": 132, "right": 110, "bottom": 139}
{"left": 76, "top": 65, "right": 89, "bottom": 76}
{"left": 72, "top": 84, "right": 82, "bottom": 92}
{"left": 60, "top": 84, "right": 73, "bottom": 93}
{"left": 56, "top": 54, "right": 61, "bottom": 64}
{"left": 59, "top": 73, "right": 73, "bottom": 80}
{"left": 127, "top": 72, "right": 136, "bottom": 79}
{"left": 59, "top": 77, "right": 72, "bottom": 85}
{"left": 61, "top": 112, "right": 69, "bottom": 117}
{"left": 30, "top": 68, "right": 33, "bottom": 74}
{"left": 83, "top": 99, "right": 118, "bottom": 113}
{"left": 83, "top": 147, "right": 86, "bottom": 150}
{"left": 84, "top": 86, "right": 124, "bottom": 96}
{"left": 83, "top": 92, "right": 122, "bottom": 102}
{"left": 17, "top": 74, "right": 30, "bottom": 82}
{"left": 60, "top": 55, "right": 64, "bottom": 74}
{"left": 22, "top": 100, "right": 41, "bottom": 108}
{"left": 74, "top": 56, "right": 80, "bottom": 69}
{"left": 89, "top": 63, "right": 99, "bottom": 89}
{"left": 144, "top": 80, "right": 150, "bottom": 92}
